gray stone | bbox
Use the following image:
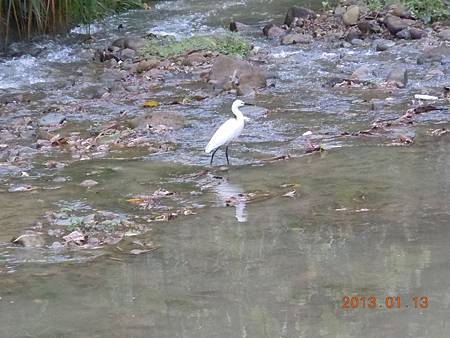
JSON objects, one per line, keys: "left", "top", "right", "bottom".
{"left": 396, "top": 28, "right": 411, "bottom": 39}
{"left": 112, "top": 37, "right": 145, "bottom": 51}
{"left": 373, "top": 38, "right": 395, "bottom": 51}
{"left": 343, "top": 5, "right": 360, "bottom": 26}
{"left": 384, "top": 15, "right": 415, "bottom": 35}
{"left": 281, "top": 33, "right": 312, "bottom": 45}
{"left": 351, "top": 65, "right": 373, "bottom": 81}
{"left": 209, "top": 55, "right": 267, "bottom": 92}
{"left": 386, "top": 67, "right": 408, "bottom": 88}
{"left": 417, "top": 47, "right": 450, "bottom": 64}
{"left": 120, "top": 48, "right": 136, "bottom": 59}
{"left": 39, "top": 113, "right": 66, "bottom": 126}
{"left": 389, "top": 4, "right": 412, "bottom": 19}
{"left": 284, "top": 6, "right": 316, "bottom": 26}
{"left": 410, "top": 27, "right": 425, "bottom": 39}
{"left": 438, "top": 28, "right": 450, "bottom": 41}
{"left": 350, "top": 38, "right": 364, "bottom": 46}
{"left": 334, "top": 5, "right": 346, "bottom": 16}
{"left": 229, "top": 21, "right": 251, "bottom": 32}
{"left": 263, "top": 23, "right": 285, "bottom": 39}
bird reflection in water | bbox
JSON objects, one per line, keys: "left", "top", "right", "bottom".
{"left": 213, "top": 180, "right": 247, "bottom": 222}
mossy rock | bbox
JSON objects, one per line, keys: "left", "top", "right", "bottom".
{"left": 139, "top": 34, "right": 251, "bottom": 59}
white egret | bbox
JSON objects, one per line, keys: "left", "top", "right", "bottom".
{"left": 205, "top": 99, "right": 252, "bottom": 165}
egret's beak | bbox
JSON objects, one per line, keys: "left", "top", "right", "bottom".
{"left": 244, "top": 103, "right": 255, "bottom": 106}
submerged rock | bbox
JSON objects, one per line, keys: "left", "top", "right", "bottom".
{"left": 12, "top": 231, "right": 45, "bottom": 248}
{"left": 284, "top": 6, "right": 315, "bottom": 26}
{"left": 39, "top": 113, "right": 66, "bottom": 126}
{"left": 343, "top": 5, "right": 360, "bottom": 26}
{"left": 129, "top": 111, "right": 187, "bottom": 130}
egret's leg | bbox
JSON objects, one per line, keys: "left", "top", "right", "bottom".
{"left": 210, "top": 148, "right": 219, "bottom": 165}
{"left": 225, "top": 146, "right": 230, "bottom": 165}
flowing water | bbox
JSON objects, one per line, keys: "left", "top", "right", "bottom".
{"left": 0, "top": 0, "right": 449, "bottom": 337}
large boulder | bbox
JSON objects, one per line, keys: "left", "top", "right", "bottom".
{"left": 208, "top": 55, "right": 267, "bottom": 95}
{"left": 284, "top": 6, "right": 315, "bottom": 26}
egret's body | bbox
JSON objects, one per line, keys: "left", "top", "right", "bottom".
{"left": 205, "top": 100, "right": 250, "bottom": 165}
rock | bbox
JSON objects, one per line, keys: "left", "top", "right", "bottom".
{"left": 112, "top": 37, "right": 145, "bottom": 51}
{"left": 417, "top": 47, "right": 450, "bottom": 64}
{"left": 438, "top": 28, "right": 450, "bottom": 41}
{"left": 384, "top": 15, "right": 415, "bottom": 35}
{"left": 229, "top": 20, "right": 250, "bottom": 32}
{"left": 281, "top": 33, "right": 312, "bottom": 45}
{"left": 208, "top": 55, "right": 267, "bottom": 92}
{"left": 334, "top": 5, "right": 346, "bottom": 16}
{"left": 350, "top": 38, "right": 364, "bottom": 46}
{"left": 120, "top": 48, "right": 136, "bottom": 59}
{"left": 345, "top": 27, "right": 362, "bottom": 41}
{"left": 386, "top": 67, "right": 408, "bottom": 88}
{"left": 343, "top": 5, "right": 360, "bottom": 26}
{"left": 388, "top": 4, "right": 412, "bottom": 19}
{"left": 39, "top": 113, "right": 66, "bottom": 126}
{"left": 284, "top": 6, "right": 316, "bottom": 26}
{"left": 184, "top": 52, "right": 207, "bottom": 66}
{"left": 12, "top": 231, "right": 45, "bottom": 248}
{"left": 373, "top": 38, "right": 395, "bottom": 51}
{"left": 135, "top": 59, "right": 159, "bottom": 73}
{"left": 350, "top": 65, "right": 373, "bottom": 81}
{"left": 263, "top": 23, "right": 285, "bottom": 38}
{"left": 129, "top": 111, "right": 187, "bottom": 130}
{"left": 396, "top": 28, "right": 411, "bottom": 39}
{"left": 410, "top": 27, "right": 425, "bottom": 39}
{"left": 359, "top": 20, "right": 382, "bottom": 34}
{"left": 80, "top": 179, "right": 98, "bottom": 188}
{"left": 236, "top": 73, "right": 266, "bottom": 97}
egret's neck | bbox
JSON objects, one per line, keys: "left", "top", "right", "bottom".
{"left": 232, "top": 105, "right": 245, "bottom": 121}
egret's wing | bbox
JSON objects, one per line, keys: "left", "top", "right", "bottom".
{"left": 205, "top": 118, "right": 244, "bottom": 153}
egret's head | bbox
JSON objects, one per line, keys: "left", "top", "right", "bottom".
{"left": 233, "top": 99, "right": 246, "bottom": 108}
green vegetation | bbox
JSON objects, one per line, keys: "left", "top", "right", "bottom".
{"left": 366, "top": 0, "right": 450, "bottom": 22}
{"left": 139, "top": 34, "right": 252, "bottom": 58}
{"left": 0, "top": 0, "right": 144, "bottom": 45}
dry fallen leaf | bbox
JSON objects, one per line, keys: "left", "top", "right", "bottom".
{"left": 143, "top": 100, "right": 160, "bottom": 108}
